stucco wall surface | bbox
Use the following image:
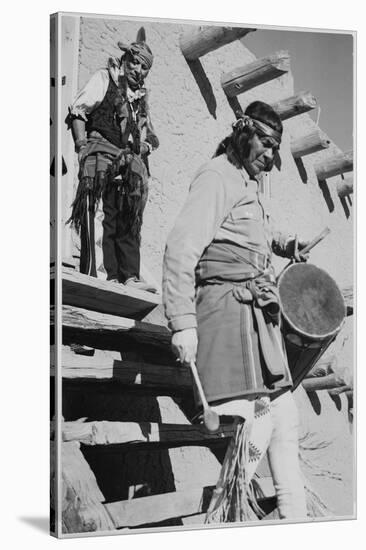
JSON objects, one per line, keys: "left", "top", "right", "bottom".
{"left": 75, "top": 17, "right": 355, "bottom": 519}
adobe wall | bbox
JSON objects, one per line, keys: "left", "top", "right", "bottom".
{"left": 73, "top": 16, "right": 354, "bottom": 519}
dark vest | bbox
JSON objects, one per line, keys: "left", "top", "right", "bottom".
{"left": 86, "top": 75, "right": 141, "bottom": 149}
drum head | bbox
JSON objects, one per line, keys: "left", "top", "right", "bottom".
{"left": 278, "top": 263, "right": 346, "bottom": 339}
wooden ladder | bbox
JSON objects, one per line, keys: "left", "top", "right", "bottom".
{"left": 50, "top": 267, "right": 277, "bottom": 534}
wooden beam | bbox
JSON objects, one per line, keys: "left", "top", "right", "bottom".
{"left": 314, "top": 150, "right": 353, "bottom": 180}
{"left": 52, "top": 345, "right": 192, "bottom": 390}
{"left": 55, "top": 305, "right": 175, "bottom": 360}
{"left": 270, "top": 91, "right": 317, "bottom": 120}
{"left": 337, "top": 175, "right": 353, "bottom": 198}
{"left": 57, "top": 267, "right": 160, "bottom": 321}
{"left": 304, "top": 355, "right": 335, "bottom": 378}
{"left": 327, "top": 386, "right": 353, "bottom": 397}
{"left": 106, "top": 486, "right": 212, "bottom": 527}
{"left": 180, "top": 26, "right": 255, "bottom": 60}
{"left": 61, "top": 441, "right": 115, "bottom": 533}
{"left": 302, "top": 373, "right": 346, "bottom": 392}
{"left": 291, "top": 129, "right": 330, "bottom": 158}
{"left": 104, "top": 480, "right": 275, "bottom": 528}
{"left": 221, "top": 51, "right": 290, "bottom": 97}
{"left": 61, "top": 421, "right": 234, "bottom": 447}
{"left": 342, "top": 286, "right": 353, "bottom": 316}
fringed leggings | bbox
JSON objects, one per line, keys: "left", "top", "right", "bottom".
{"left": 212, "top": 391, "right": 307, "bottom": 520}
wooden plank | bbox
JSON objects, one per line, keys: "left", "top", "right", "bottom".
{"left": 55, "top": 305, "right": 175, "bottom": 360}
{"left": 52, "top": 345, "right": 192, "bottom": 391}
{"left": 61, "top": 421, "right": 234, "bottom": 447}
{"left": 181, "top": 514, "right": 206, "bottom": 525}
{"left": 105, "top": 481, "right": 275, "bottom": 528}
{"left": 291, "top": 129, "right": 330, "bottom": 158}
{"left": 105, "top": 486, "right": 212, "bottom": 527}
{"left": 314, "top": 150, "right": 353, "bottom": 180}
{"left": 270, "top": 91, "right": 317, "bottom": 120}
{"left": 61, "top": 441, "right": 115, "bottom": 533}
{"left": 180, "top": 26, "right": 255, "bottom": 60}
{"left": 59, "top": 267, "right": 160, "bottom": 320}
{"left": 221, "top": 51, "right": 290, "bottom": 97}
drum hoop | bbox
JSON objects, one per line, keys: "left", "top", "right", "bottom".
{"left": 278, "top": 263, "right": 347, "bottom": 341}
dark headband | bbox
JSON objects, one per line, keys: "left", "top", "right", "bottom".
{"left": 233, "top": 115, "right": 282, "bottom": 146}
{"left": 118, "top": 41, "right": 153, "bottom": 70}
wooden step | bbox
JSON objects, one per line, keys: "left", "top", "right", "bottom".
{"left": 51, "top": 345, "right": 192, "bottom": 392}
{"left": 104, "top": 480, "right": 276, "bottom": 528}
{"left": 60, "top": 441, "right": 115, "bottom": 533}
{"left": 105, "top": 486, "right": 212, "bottom": 527}
{"left": 53, "top": 305, "right": 175, "bottom": 362}
{"left": 61, "top": 420, "right": 234, "bottom": 448}
{"left": 53, "top": 267, "right": 161, "bottom": 320}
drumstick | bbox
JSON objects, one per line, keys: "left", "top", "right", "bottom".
{"left": 277, "top": 227, "right": 331, "bottom": 282}
{"left": 300, "top": 226, "right": 331, "bottom": 255}
{"left": 189, "top": 360, "right": 220, "bottom": 433}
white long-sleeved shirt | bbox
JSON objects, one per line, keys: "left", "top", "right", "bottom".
{"left": 69, "top": 66, "right": 146, "bottom": 121}
{"left": 163, "top": 155, "right": 293, "bottom": 332}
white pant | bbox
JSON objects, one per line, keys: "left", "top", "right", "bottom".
{"left": 212, "top": 391, "right": 307, "bottom": 519}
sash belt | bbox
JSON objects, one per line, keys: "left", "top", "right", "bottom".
{"left": 232, "top": 276, "right": 287, "bottom": 380}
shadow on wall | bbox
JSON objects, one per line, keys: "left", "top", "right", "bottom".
{"left": 186, "top": 59, "right": 217, "bottom": 119}
{"left": 183, "top": 56, "right": 245, "bottom": 122}
{"left": 340, "top": 194, "right": 352, "bottom": 219}
{"left": 318, "top": 180, "right": 335, "bottom": 213}
{"left": 292, "top": 158, "right": 352, "bottom": 218}
{"left": 305, "top": 388, "right": 353, "bottom": 429}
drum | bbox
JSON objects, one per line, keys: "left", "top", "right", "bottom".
{"left": 277, "top": 262, "right": 346, "bottom": 390}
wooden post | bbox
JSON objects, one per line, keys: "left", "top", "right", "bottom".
{"left": 304, "top": 355, "right": 335, "bottom": 378}
{"left": 60, "top": 15, "right": 81, "bottom": 264}
{"left": 302, "top": 374, "right": 346, "bottom": 392}
{"left": 337, "top": 175, "right": 353, "bottom": 198}
{"left": 221, "top": 50, "right": 290, "bottom": 97}
{"left": 271, "top": 91, "right": 317, "bottom": 120}
{"left": 180, "top": 26, "right": 255, "bottom": 60}
{"left": 314, "top": 150, "right": 353, "bottom": 180}
{"left": 62, "top": 441, "right": 115, "bottom": 533}
{"left": 342, "top": 285, "right": 353, "bottom": 316}
{"left": 291, "top": 129, "right": 330, "bottom": 158}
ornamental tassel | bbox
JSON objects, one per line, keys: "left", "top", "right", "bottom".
{"left": 67, "top": 176, "right": 94, "bottom": 233}
{"left": 205, "top": 420, "right": 260, "bottom": 523}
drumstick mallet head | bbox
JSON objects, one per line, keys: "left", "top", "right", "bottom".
{"left": 189, "top": 360, "right": 220, "bottom": 432}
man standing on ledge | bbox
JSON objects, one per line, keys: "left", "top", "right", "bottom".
{"left": 163, "top": 101, "right": 310, "bottom": 521}
{"left": 68, "top": 28, "right": 159, "bottom": 292}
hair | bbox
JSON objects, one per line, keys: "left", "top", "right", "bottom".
{"left": 213, "top": 101, "right": 283, "bottom": 168}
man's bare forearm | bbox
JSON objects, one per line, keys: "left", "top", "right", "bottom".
{"left": 71, "top": 118, "right": 87, "bottom": 152}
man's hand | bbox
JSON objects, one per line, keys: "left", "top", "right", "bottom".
{"left": 295, "top": 239, "right": 310, "bottom": 262}
{"left": 287, "top": 236, "right": 310, "bottom": 262}
{"left": 78, "top": 146, "right": 87, "bottom": 164}
{"left": 171, "top": 328, "right": 198, "bottom": 366}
